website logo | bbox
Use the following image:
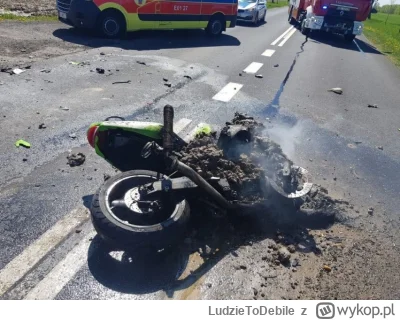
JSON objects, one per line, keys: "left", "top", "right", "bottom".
{"left": 316, "top": 303, "right": 335, "bottom": 319}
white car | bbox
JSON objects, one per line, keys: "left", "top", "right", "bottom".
{"left": 237, "top": 0, "right": 267, "bottom": 25}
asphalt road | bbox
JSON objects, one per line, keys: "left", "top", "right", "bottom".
{"left": 1, "top": 7, "right": 400, "bottom": 300}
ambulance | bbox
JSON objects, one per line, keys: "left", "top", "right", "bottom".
{"left": 57, "top": 0, "right": 238, "bottom": 38}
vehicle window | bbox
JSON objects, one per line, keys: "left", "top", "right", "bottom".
{"left": 239, "top": 0, "right": 257, "bottom": 4}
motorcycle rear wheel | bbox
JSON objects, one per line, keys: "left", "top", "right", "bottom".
{"left": 90, "top": 170, "right": 190, "bottom": 251}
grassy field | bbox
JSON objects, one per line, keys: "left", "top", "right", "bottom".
{"left": 0, "top": 13, "right": 57, "bottom": 22}
{"left": 268, "top": 1, "right": 288, "bottom": 9}
{"left": 363, "top": 13, "right": 400, "bottom": 66}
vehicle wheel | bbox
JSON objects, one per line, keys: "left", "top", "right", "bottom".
{"left": 254, "top": 12, "right": 260, "bottom": 25}
{"left": 301, "top": 19, "right": 310, "bottom": 36}
{"left": 344, "top": 34, "right": 356, "bottom": 42}
{"left": 90, "top": 170, "right": 190, "bottom": 251}
{"left": 97, "top": 10, "right": 126, "bottom": 39}
{"left": 206, "top": 16, "right": 224, "bottom": 37}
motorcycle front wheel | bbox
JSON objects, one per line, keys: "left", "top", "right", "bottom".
{"left": 90, "top": 170, "right": 190, "bottom": 251}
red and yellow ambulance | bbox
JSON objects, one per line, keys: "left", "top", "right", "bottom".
{"left": 57, "top": 0, "right": 238, "bottom": 38}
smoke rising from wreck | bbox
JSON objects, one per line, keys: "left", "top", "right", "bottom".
{"left": 262, "top": 120, "right": 306, "bottom": 161}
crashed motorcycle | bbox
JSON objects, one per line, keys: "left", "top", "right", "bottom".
{"left": 86, "top": 105, "right": 313, "bottom": 251}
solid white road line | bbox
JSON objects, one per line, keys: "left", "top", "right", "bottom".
{"left": 243, "top": 62, "right": 263, "bottom": 74}
{"left": 353, "top": 39, "right": 365, "bottom": 54}
{"left": 174, "top": 118, "right": 192, "bottom": 134}
{"left": 0, "top": 208, "right": 88, "bottom": 296}
{"left": 278, "top": 28, "right": 297, "bottom": 47}
{"left": 271, "top": 26, "right": 294, "bottom": 46}
{"left": 262, "top": 49, "right": 276, "bottom": 57}
{"left": 212, "top": 82, "right": 243, "bottom": 102}
{"left": 24, "top": 231, "right": 96, "bottom": 300}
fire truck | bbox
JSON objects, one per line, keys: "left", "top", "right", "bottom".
{"left": 287, "top": 0, "right": 373, "bottom": 41}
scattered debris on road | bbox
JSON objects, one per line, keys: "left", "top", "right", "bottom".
{"left": 96, "top": 68, "right": 105, "bottom": 74}
{"left": 323, "top": 265, "right": 332, "bottom": 272}
{"left": 368, "top": 104, "right": 378, "bottom": 108}
{"left": 239, "top": 73, "right": 243, "bottom": 76}
{"left": 164, "top": 83, "right": 172, "bottom": 87}
{"left": 104, "top": 173, "right": 111, "bottom": 181}
{"left": 112, "top": 80, "right": 131, "bottom": 84}
{"left": 38, "top": 123, "right": 46, "bottom": 129}
{"left": 184, "top": 75, "right": 192, "bottom": 80}
{"left": 40, "top": 69, "right": 51, "bottom": 73}
{"left": 67, "top": 152, "right": 86, "bottom": 167}
{"left": 12, "top": 68, "right": 25, "bottom": 75}
{"left": 255, "top": 74, "right": 263, "bottom": 78}
{"left": 274, "top": 64, "right": 279, "bottom": 67}
{"left": 15, "top": 139, "right": 31, "bottom": 148}
{"left": 368, "top": 207, "right": 374, "bottom": 215}
{"left": 100, "top": 52, "right": 106, "bottom": 56}
{"left": 328, "top": 87, "right": 343, "bottom": 94}
{"left": 136, "top": 60, "right": 147, "bottom": 66}
{"left": 60, "top": 106, "right": 69, "bottom": 111}
{"left": 377, "top": 146, "right": 383, "bottom": 150}
{"left": 69, "top": 133, "right": 77, "bottom": 139}
{"left": 163, "top": 78, "right": 169, "bottom": 82}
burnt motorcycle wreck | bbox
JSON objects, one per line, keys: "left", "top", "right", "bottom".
{"left": 87, "top": 105, "right": 315, "bottom": 251}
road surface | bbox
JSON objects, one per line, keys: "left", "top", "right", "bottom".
{"left": 1, "top": 7, "right": 400, "bottom": 300}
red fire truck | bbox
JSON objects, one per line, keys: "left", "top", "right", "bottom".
{"left": 287, "top": 0, "right": 373, "bottom": 41}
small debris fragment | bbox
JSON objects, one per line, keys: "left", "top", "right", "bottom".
{"left": 96, "top": 68, "right": 105, "bottom": 74}
{"left": 15, "top": 139, "right": 31, "bottom": 148}
{"left": 327, "top": 87, "right": 343, "bottom": 94}
{"left": 274, "top": 64, "right": 279, "bottom": 67}
{"left": 184, "top": 75, "right": 192, "bottom": 79}
{"left": 164, "top": 83, "right": 172, "bottom": 87}
{"left": 255, "top": 74, "right": 263, "bottom": 78}
{"left": 38, "top": 123, "right": 46, "bottom": 129}
{"left": 239, "top": 73, "right": 243, "bottom": 76}
{"left": 40, "top": 69, "right": 51, "bottom": 73}
{"left": 368, "top": 207, "right": 374, "bottom": 215}
{"left": 278, "top": 247, "right": 291, "bottom": 263}
{"left": 136, "top": 61, "right": 147, "bottom": 65}
{"left": 239, "top": 265, "right": 247, "bottom": 270}
{"left": 23, "top": 158, "right": 28, "bottom": 162}
{"left": 323, "top": 265, "right": 332, "bottom": 272}
{"left": 377, "top": 146, "right": 383, "bottom": 150}
{"left": 67, "top": 152, "right": 86, "bottom": 167}
{"left": 287, "top": 244, "right": 296, "bottom": 253}
{"left": 104, "top": 173, "right": 111, "bottom": 181}
{"left": 206, "top": 283, "right": 212, "bottom": 288}
{"left": 69, "top": 133, "right": 77, "bottom": 139}
{"left": 252, "top": 288, "right": 258, "bottom": 296}
{"left": 112, "top": 80, "right": 131, "bottom": 84}
{"left": 100, "top": 52, "right": 106, "bottom": 56}
{"left": 12, "top": 68, "right": 25, "bottom": 75}
{"left": 368, "top": 104, "right": 378, "bottom": 108}
{"left": 163, "top": 78, "right": 169, "bottom": 82}
{"left": 60, "top": 106, "right": 69, "bottom": 111}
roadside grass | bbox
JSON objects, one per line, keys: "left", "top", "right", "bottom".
{"left": 268, "top": 1, "right": 288, "bottom": 9}
{"left": 0, "top": 13, "right": 57, "bottom": 22}
{"left": 363, "top": 13, "right": 400, "bottom": 66}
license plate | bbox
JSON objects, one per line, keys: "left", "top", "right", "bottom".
{"left": 59, "top": 11, "right": 67, "bottom": 19}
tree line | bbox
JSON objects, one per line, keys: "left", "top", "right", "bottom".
{"left": 377, "top": 4, "right": 400, "bottom": 15}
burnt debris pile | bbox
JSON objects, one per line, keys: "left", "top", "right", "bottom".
{"left": 180, "top": 113, "right": 302, "bottom": 204}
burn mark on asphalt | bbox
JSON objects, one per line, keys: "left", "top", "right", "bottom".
{"left": 262, "top": 38, "right": 308, "bottom": 119}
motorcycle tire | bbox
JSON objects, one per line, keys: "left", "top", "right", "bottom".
{"left": 90, "top": 170, "right": 190, "bottom": 251}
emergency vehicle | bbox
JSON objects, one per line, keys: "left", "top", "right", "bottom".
{"left": 57, "top": 0, "right": 238, "bottom": 38}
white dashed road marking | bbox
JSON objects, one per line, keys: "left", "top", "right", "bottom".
{"left": 243, "top": 62, "right": 263, "bottom": 74}
{"left": 271, "top": 26, "right": 295, "bottom": 46}
{"left": 278, "top": 28, "right": 297, "bottom": 47}
{"left": 0, "top": 208, "right": 88, "bottom": 296}
{"left": 262, "top": 49, "right": 276, "bottom": 57}
{"left": 174, "top": 118, "right": 192, "bottom": 134}
{"left": 212, "top": 82, "right": 243, "bottom": 102}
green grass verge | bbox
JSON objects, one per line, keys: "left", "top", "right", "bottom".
{"left": 363, "top": 13, "right": 400, "bottom": 67}
{"left": 268, "top": 1, "right": 288, "bottom": 9}
{"left": 0, "top": 13, "right": 57, "bottom": 22}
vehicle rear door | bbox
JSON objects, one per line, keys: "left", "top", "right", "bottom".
{"left": 155, "top": 0, "right": 202, "bottom": 28}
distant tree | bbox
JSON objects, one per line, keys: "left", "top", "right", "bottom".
{"left": 386, "top": 0, "right": 398, "bottom": 24}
